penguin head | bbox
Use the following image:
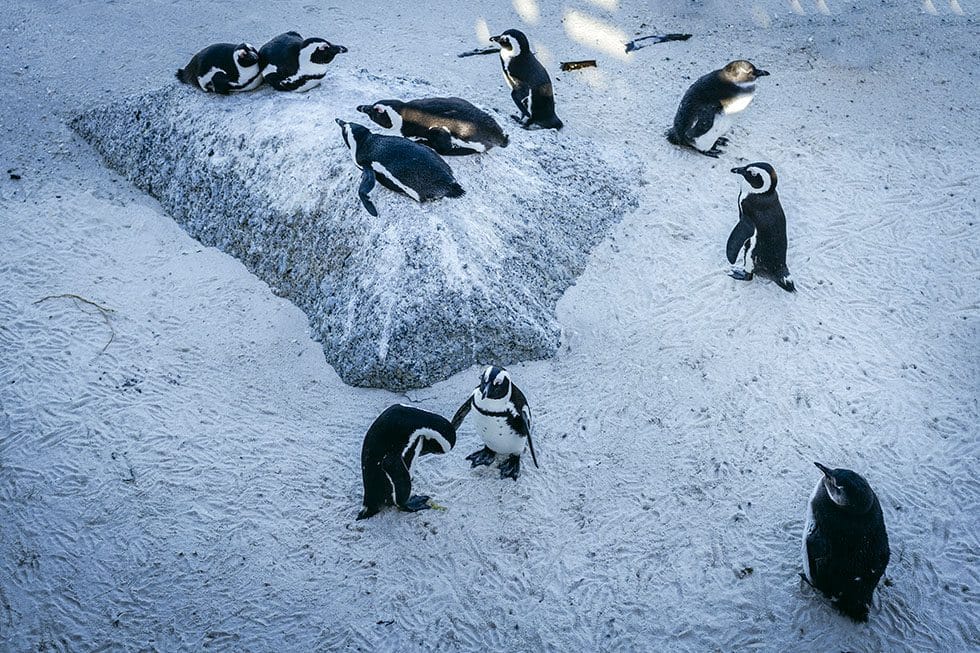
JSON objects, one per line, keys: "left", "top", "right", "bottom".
{"left": 303, "top": 37, "right": 347, "bottom": 64}
{"left": 815, "top": 463, "right": 877, "bottom": 514}
{"left": 235, "top": 43, "right": 259, "bottom": 68}
{"left": 335, "top": 119, "right": 371, "bottom": 150}
{"left": 490, "top": 29, "right": 529, "bottom": 59}
{"left": 721, "top": 60, "right": 769, "bottom": 84}
{"left": 356, "top": 100, "right": 405, "bottom": 131}
{"left": 420, "top": 428, "right": 456, "bottom": 456}
{"left": 731, "top": 162, "right": 777, "bottom": 194}
{"left": 478, "top": 365, "right": 512, "bottom": 401}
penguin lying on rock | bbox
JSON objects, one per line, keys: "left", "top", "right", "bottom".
{"left": 259, "top": 31, "right": 347, "bottom": 92}
{"left": 335, "top": 119, "right": 465, "bottom": 216}
{"left": 176, "top": 42, "right": 263, "bottom": 94}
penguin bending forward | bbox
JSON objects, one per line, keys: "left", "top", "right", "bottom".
{"left": 490, "top": 29, "right": 563, "bottom": 130}
{"left": 356, "top": 97, "right": 509, "bottom": 156}
{"left": 803, "top": 463, "right": 890, "bottom": 622}
{"left": 176, "top": 43, "right": 263, "bottom": 94}
{"left": 259, "top": 31, "right": 347, "bottom": 92}
{"left": 357, "top": 404, "right": 457, "bottom": 521}
{"left": 335, "top": 119, "right": 465, "bottom": 216}
{"left": 727, "top": 162, "right": 795, "bottom": 292}
{"left": 452, "top": 366, "right": 538, "bottom": 481}
{"left": 667, "top": 60, "right": 768, "bottom": 157}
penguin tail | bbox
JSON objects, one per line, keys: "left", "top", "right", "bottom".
{"left": 446, "top": 182, "right": 465, "bottom": 198}
{"left": 498, "top": 132, "right": 509, "bottom": 148}
{"left": 666, "top": 128, "right": 682, "bottom": 146}
{"left": 833, "top": 595, "right": 870, "bottom": 623}
{"left": 175, "top": 68, "right": 191, "bottom": 84}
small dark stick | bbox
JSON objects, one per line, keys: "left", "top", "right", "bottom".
{"left": 624, "top": 33, "right": 692, "bottom": 53}
{"left": 457, "top": 46, "right": 500, "bottom": 58}
{"left": 559, "top": 60, "right": 597, "bottom": 72}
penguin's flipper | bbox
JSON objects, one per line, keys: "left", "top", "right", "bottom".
{"left": 510, "top": 87, "right": 532, "bottom": 119}
{"left": 804, "top": 529, "right": 831, "bottom": 593}
{"left": 519, "top": 405, "right": 538, "bottom": 468}
{"left": 358, "top": 168, "right": 379, "bottom": 216}
{"left": 383, "top": 453, "right": 425, "bottom": 512}
{"left": 728, "top": 269, "right": 753, "bottom": 281}
{"left": 209, "top": 72, "right": 233, "bottom": 95}
{"left": 726, "top": 220, "right": 755, "bottom": 264}
{"left": 683, "top": 105, "right": 717, "bottom": 144}
{"left": 450, "top": 395, "right": 473, "bottom": 430}
{"left": 423, "top": 127, "right": 456, "bottom": 155}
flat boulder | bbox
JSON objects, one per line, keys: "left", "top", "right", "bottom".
{"left": 71, "top": 70, "right": 637, "bottom": 390}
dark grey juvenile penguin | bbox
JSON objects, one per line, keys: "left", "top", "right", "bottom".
{"left": 667, "top": 60, "right": 769, "bottom": 157}
{"left": 727, "top": 162, "right": 796, "bottom": 292}
{"left": 802, "top": 463, "right": 890, "bottom": 622}
{"left": 335, "top": 119, "right": 465, "bottom": 216}
{"left": 451, "top": 366, "right": 538, "bottom": 481}
{"left": 356, "top": 97, "right": 509, "bottom": 155}
{"left": 490, "top": 29, "right": 563, "bottom": 130}
{"left": 176, "top": 42, "right": 262, "bottom": 94}
{"left": 357, "top": 404, "right": 457, "bottom": 521}
{"left": 259, "top": 31, "right": 347, "bottom": 92}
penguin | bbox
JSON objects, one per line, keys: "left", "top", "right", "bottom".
{"left": 356, "top": 97, "right": 509, "bottom": 156}
{"left": 175, "top": 42, "right": 263, "bottom": 94}
{"left": 802, "top": 462, "right": 890, "bottom": 622}
{"left": 357, "top": 404, "right": 457, "bottom": 521}
{"left": 667, "top": 60, "right": 769, "bottom": 157}
{"left": 727, "top": 162, "right": 796, "bottom": 292}
{"left": 258, "top": 31, "right": 347, "bottom": 92}
{"left": 451, "top": 366, "right": 538, "bottom": 481}
{"left": 335, "top": 119, "right": 465, "bottom": 217}
{"left": 489, "top": 29, "right": 563, "bottom": 130}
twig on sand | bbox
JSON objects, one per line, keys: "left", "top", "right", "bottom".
{"left": 457, "top": 46, "right": 500, "bottom": 58}
{"left": 625, "top": 33, "right": 692, "bottom": 53}
{"left": 33, "top": 293, "right": 116, "bottom": 355}
{"left": 560, "top": 60, "right": 598, "bottom": 72}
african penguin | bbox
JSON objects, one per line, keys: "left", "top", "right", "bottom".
{"left": 667, "top": 60, "right": 769, "bottom": 157}
{"left": 356, "top": 97, "right": 509, "bottom": 156}
{"left": 490, "top": 29, "right": 563, "bottom": 130}
{"left": 802, "top": 462, "right": 890, "bottom": 622}
{"left": 451, "top": 366, "right": 538, "bottom": 481}
{"left": 259, "top": 31, "right": 347, "bottom": 92}
{"left": 175, "top": 42, "right": 263, "bottom": 94}
{"left": 357, "top": 404, "right": 457, "bottom": 521}
{"left": 727, "top": 162, "right": 796, "bottom": 292}
{"left": 335, "top": 119, "right": 465, "bottom": 217}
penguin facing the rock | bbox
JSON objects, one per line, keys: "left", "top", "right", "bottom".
{"left": 176, "top": 42, "right": 263, "bottom": 94}
{"left": 451, "top": 366, "right": 538, "bottom": 481}
{"left": 802, "top": 462, "right": 890, "bottom": 622}
{"left": 667, "top": 60, "right": 769, "bottom": 157}
{"left": 335, "top": 119, "right": 465, "bottom": 216}
{"left": 727, "top": 162, "right": 796, "bottom": 292}
{"left": 490, "top": 29, "right": 563, "bottom": 130}
{"left": 356, "top": 97, "right": 509, "bottom": 155}
{"left": 259, "top": 31, "right": 347, "bottom": 92}
{"left": 357, "top": 404, "right": 457, "bottom": 521}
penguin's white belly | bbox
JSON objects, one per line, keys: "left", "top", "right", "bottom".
{"left": 233, "top": 67, "right": 263, "bottom": 91}
{"left": 290, "top": 76, "right": 323, "bottom": 93}
{"left": 693, "top": 113, "right": 731, "bottom": 152}
{"left": 801, "top": 481, "right": 821, "bottom": 583}
{"left": 722, "top": 93, "right": 754, "bottom": 115}
{"left": 472, "top": 411, "right": 524, "bottom": 455}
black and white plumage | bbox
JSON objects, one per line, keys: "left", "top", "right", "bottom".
{"left": 490, "top": 29, "right": 563, "bottom": 130}
{"left": 356, "top": 97, "right": 509, "bottom": 156}
{"left": 258, "top": 31, "right": 347, "bottom": 92}
{"left": 451, "top": 366, "right": 538, "bottom": 481}
{"left": 335, "top": 119, "right": 465, "bottom": 216}
{"left": 727, "top": 162, "right": 796, "bottom": 292}
{"left": 667, "top": 60, "right": 768, "bottom": 157}
{"left": 803, "top": 462, "right": 890, "bottom": 622}
{"left": 357, "top": 404, "right": 457, "bottom": 521}
{"left": 175, "top": 42, "right": 263, "bottom": 94}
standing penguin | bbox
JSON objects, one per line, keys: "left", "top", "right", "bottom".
{"left": 357, "top": 404, "right": 457, "bottom": 521}
{"left": 259, "top": 31, "right": 347, "bottom": 92}
{"left": 490, "top": 29, "right": 563, "bottom": 130}
{"left": 727, "top": 162, "right": 796, "bottom": 292}
{"left": 356, "top": 97, "right": 509, "bottom": 155}
{"left": 667, "top": 60, "right": 769, "bottom": 157}
{"left": 451, "top": 366, "right": 538, "bottom": 481}
{"left": 802, "top": 462, "right": 890, "bottom": 622}
{"left": 335, "top": 119, "right": 465, "bottom": 216}
{"left": 176, "top": 42, "right": 263, "bottom": 94}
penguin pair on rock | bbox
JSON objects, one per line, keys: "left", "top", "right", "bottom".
{"left": 357, "top": 366, "right": 538, "bottom": 520}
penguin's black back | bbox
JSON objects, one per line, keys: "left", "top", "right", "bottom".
{"left": 400, "top": 97, "right": 509, "bottom": 146}
{"left": 176, "top": 43, "right": 238, "bottom": 83}
{"left": 358, "top": 133, "right": 463, "bottom": 200}
{"left": 740, "top": 191, "right": 789, "bottom": 271}
{"left": 669, "top": 70, "right": 743, "bottom": 143}
{"left": 503, "top": 51, "right": 562, "bottom": 129}
{"left": 361, "top": 405, "right": 455, "bottom": 462}
{"left": 807, "top": 485, "right": 890, "bottom": 621}
{"left": 259, "top": 31, "right": 304, "bottom": 74}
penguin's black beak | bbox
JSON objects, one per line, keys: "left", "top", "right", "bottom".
{"left": 754, "top": 69, "right": 770, "bottom": 77}
{"left": 355, "top": 105, "right": 370, "bottom": 115}
{"left": 335, "top": 118, "right": 346, "bottom": 127}
{"left": 731, "top": 166, "right": 745, "bottom": 175}
{"left": 333, "top": 44, "right": 348, "bottom": 54}
{"left": 814, "top": 462, "right": 833, "bottom": 477}
{"left": 489, "top": 35, "right": 502, "bottom": 44}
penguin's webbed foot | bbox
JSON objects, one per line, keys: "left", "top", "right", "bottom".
{"left": 729, "top": 268, "right": 753, "bottom": 281}
{"left": 715, "top": 136, "right": 730, "bottom": 147}
{"left": 498, "top": 455, "right": 521, "bottom": 481}
{"left": 466, "top": 446, "right": 496, "bottom": 468}
{"left": 701, "top": 147, "right": 723, "bottom": 158}
{"left": 399, "top": 495, "right": 432, "bottom": 513}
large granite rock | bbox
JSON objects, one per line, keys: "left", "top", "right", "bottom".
{"left": 71, "top": 70, "right": 637, "bottom": 390}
